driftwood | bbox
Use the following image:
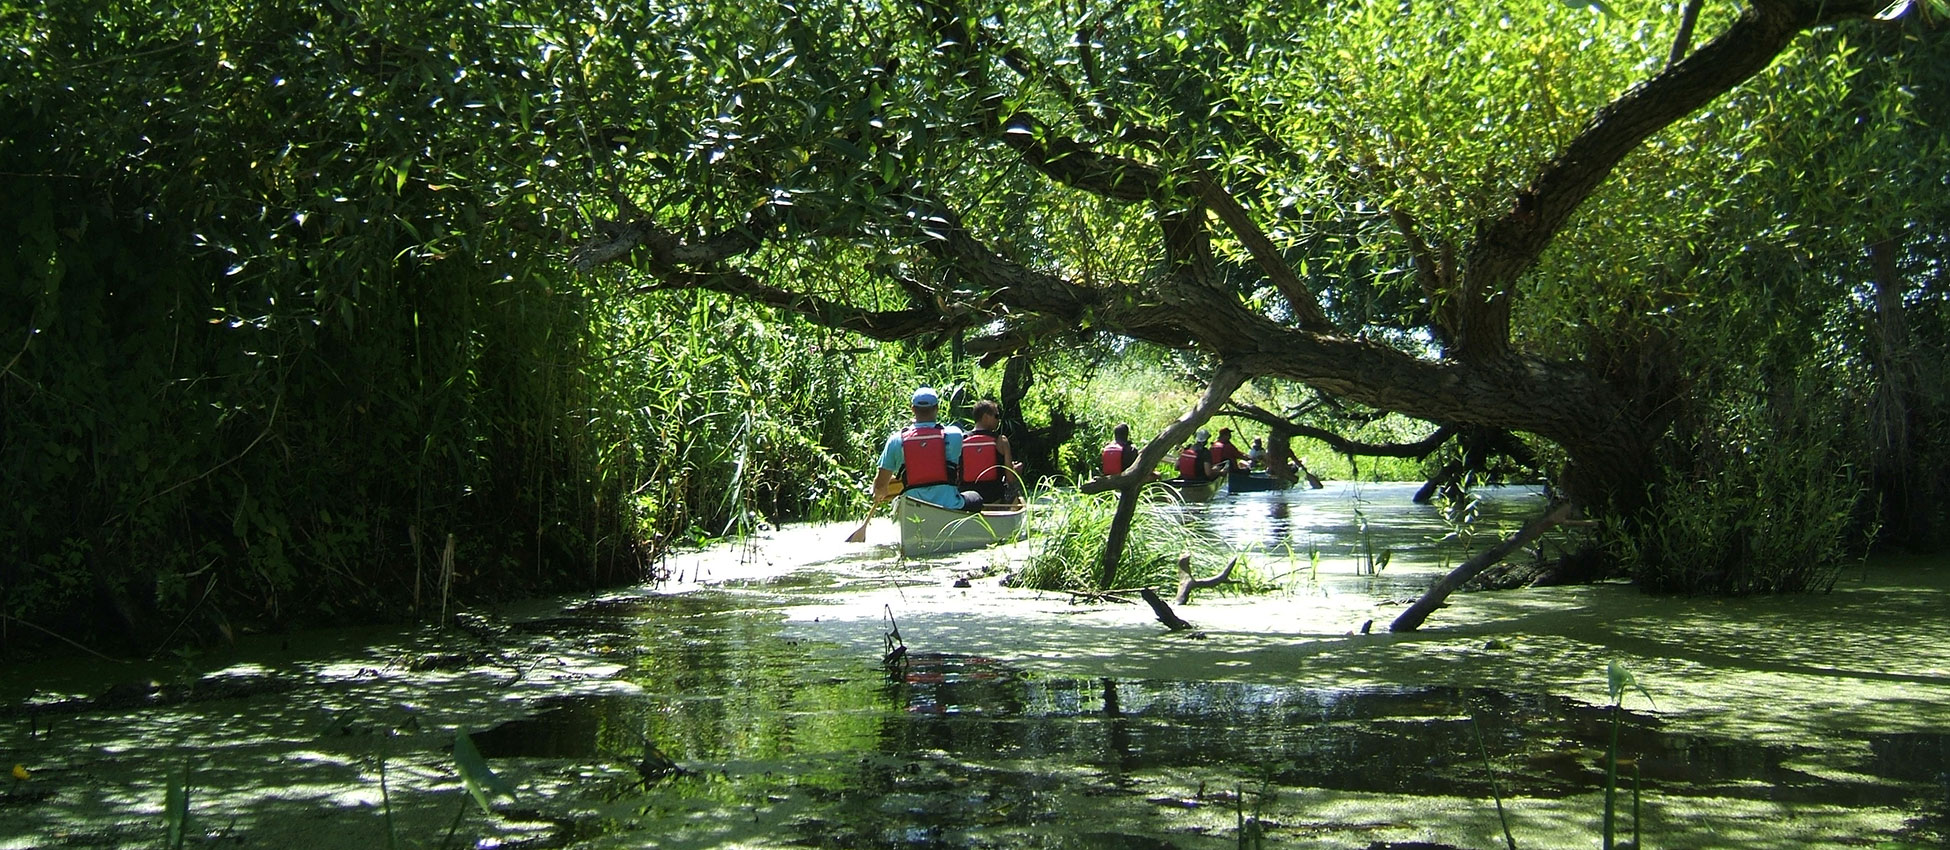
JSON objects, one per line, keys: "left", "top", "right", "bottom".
{"left": 1390, "top": 501, "right": 1578, "bottom": 632}
{"left": 1138, "top": 588, "right": 1195, "bottom": 631}
{"left": 1174, "top": 556, "right": 1240, "bottom": 605}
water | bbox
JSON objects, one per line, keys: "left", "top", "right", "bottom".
{"left": 2, "top": 485, "right": 1946, "bottom": 849}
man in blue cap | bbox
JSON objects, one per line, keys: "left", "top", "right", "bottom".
{"left": 873, "top": 386, "right": 983, "bottom": 511}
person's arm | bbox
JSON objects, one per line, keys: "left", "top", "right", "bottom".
{"left": 872, "top": 467, "right": 902, "bottom": 500}
{"left": 873, "top": 434, "right": 904, "bottom": 500}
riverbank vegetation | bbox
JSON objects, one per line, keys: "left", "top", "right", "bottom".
{"left": 5, "top": 0, "right": 1949, "bottom": 651}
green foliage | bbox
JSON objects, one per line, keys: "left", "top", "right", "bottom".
{"left": 163, "top": 760, "right": 191, "bottom": 850}
{"left": 1603, "top": 661, "right": 1655, "bottom": 850}
{"left": 452, "top": 731, "right": 516, "bottom": 815}
{"left": 0, "top": 0, "right": 935, "bottom": 645}
{"left": 1610, "top": 369, "right": 1876, "bottom": 594}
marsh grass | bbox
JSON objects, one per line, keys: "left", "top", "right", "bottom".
{"left": 1014, "top": 484, "right": 1260, "bottom": 593}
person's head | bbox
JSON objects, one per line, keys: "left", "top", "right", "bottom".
{"left": 1112, "top": 422, "right": 1130, "bottom": 442}
{"left": 1252, "top": 438, "right": 1264, "bottom": 449}
{"left": 1218, "top": 428, "right": 1232, "bottom": 441}
{"left": 910, "top": 386, "right": 939, "bottom": 421}
{"left": 972, "top": 399, "right": 1001, "bottom": 428}
{"left": 1195, "top": 428, "right": 1210, "bottom": 445}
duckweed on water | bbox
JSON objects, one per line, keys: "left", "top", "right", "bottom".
{"left": 2, "top": 486, "right": 1946, "bottom": 849}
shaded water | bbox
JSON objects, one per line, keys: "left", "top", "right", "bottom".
{"left": 3, "top": 485, "right": 1947, "bottom": 849}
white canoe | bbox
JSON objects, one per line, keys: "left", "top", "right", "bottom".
{"left": 1160, "top": 476, "right": 1224, "bottom": 502}
{"left": 897, "top": 495, "right": 1028, "bottom": 557}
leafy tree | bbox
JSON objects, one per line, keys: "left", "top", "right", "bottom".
{"left": 0, "top": 0, "right": 927, "bottom": 648}
{"left": 568, "top": 0, "right": 1948, "bottom": 601}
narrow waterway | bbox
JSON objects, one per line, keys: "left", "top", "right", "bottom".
{"left": 3, "top": 484, "right": 1946, "bottom": 849}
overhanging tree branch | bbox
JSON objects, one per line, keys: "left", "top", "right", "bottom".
{"left": 1460, "top": 0, "right": 1890, "bottom": 333}
{"left": 628, "top": 269, "right": 958, "bottom": 340}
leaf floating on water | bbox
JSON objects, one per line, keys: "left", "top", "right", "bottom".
{"left": 453, "top": 731, "right": 517, "bottom": 814}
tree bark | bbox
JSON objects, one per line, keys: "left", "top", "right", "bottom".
{"left": 1866, "top": 235, "right": 1925, "bottom": 545}
{"left": 1097, "top": 483, "right": 1142, "bottom": 591}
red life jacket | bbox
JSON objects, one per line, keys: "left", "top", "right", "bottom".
{"left": 961, "top": 430, "right": 1003, "bottom": 484}
{"left": 1100, "top": 441, "right": 1133, "bottom": 475}
{"left": 1176, "top": 447, "right": 1202, "bottom": 480}
{"left": 900, "top": 424, "right": 953, "bottom": 487}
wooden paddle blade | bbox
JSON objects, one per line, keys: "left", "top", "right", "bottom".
{"left": 845, "top": 520, "right": 871, "bottom": 543}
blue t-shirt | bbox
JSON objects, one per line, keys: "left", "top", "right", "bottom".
{"left": 880, "top": 421, "right": 965, "bottom": 509}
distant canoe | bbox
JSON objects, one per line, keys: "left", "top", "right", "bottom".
{"left": 897, "top": 495, "right": 1028, "bottom": 557}
{"left": 1160, "top": 476, "right": 1223, "bottom": 502}
{"left": 1227, "top": 469, "right": 1291, "bottom": 493}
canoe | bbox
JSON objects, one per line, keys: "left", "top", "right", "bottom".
{"left": 897, "top": 495, "right": 1028, "bottom": 557}
{"left": 1160, "top": 476, "right": 1223, "bottom": 502}
{"left": 1226, "top": 469, "right": 1291, "bottom": 493}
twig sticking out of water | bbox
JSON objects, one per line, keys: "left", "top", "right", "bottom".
{"left": 1472, "top": 715, "right": 1519, "bottom": 850}
{"left": 1175, "top": 555, "right": 1240, "bottom": 605}
{"left": 881, "top": 605, "right": 908, "bottom": 671}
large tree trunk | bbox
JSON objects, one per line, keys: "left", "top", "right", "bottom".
{"left": 1866, "top": 235, "right": 1926, "bottom": 546}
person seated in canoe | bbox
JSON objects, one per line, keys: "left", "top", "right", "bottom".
{"left": 1100, "top": 422, "right": 1137, "bottom": 476}
{"left": 1175, "top": 429, "right": 1224, "bottom": 482}
{"left": 1247, "top": 437, "right": 1267, "bottom": 469}
{"left": 873, "top": 386, "right": 985, "bottom": 512}
{"left": 1210, "top": 428, "right": 1248, "bottom": 473}
{"left": 960, "top": 399, "right": 1023, "bottom": 506}
{"left": 1099, "top": 423, "right": 1161, "bottom": 483}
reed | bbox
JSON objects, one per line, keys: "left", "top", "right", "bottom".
{"left": 1604, "top": 660, "right": 1655, "bottom": 849}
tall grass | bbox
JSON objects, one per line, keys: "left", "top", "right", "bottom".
{"left": 1012, "top": 484, "right": 1255, "bottom": 593}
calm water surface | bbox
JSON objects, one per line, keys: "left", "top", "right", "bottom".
{"left": 2, "top": 483, "right": 1944, "bottom": 849}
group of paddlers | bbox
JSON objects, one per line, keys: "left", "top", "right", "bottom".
{"left": 871, "top": 387, "right": 1023, "bottom": 513}
{"left": 1100, "top": 423, "right": 1315, "bottom": 484}
{"left": 871, "top": 387, "right": 1325, "bottom": 517}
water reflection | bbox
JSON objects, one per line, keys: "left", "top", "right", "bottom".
{"left": 1160, "top": 481, "right": 1547, "bottom": 563}
{"left": 462, "top": 642, "right": 1944, "bottom": 847}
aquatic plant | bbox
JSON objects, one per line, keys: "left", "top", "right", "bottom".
{"left": 1354, "top": 506, "right": 1394, "bottom": 576}
{"left": 447, "top": 731, "right": 518, "bottom": 849}
{"left": 1014, "top": 484, "right": 1250, "bottom": 593}
{"left": 1604, "top": 660, "right": 1655, "bottom": 850}
{"left": 163, "top": 760, "right": 191, "bottom": 850}
{"left": 1471, "top": 716, "right": 1519, "bottom": 850}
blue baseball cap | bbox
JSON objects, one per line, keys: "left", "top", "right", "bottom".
{"left": 911, "top": 387, "right": 939, "bottom": 406}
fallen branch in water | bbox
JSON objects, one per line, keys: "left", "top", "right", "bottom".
{"left": 1391, "top": 500, "right": 1578, "bottom": 632}
{"left": 1139, "top": 588, "right": 1195, "bottom": 631}
{"left": 2, "top": 615, "right": 130, "bottom": 663}
{"left": 1059, "top": 588, "right": 1145, "bottom": 604}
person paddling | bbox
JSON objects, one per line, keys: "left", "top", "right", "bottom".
{"left": 1175, "top": 429, "right": 1222, "bottom": 481}
{"left": 873, "top": 387, "right": 984, "bottom": 512}
{"left": 1209, "top": 428, "right": 1247, "bottom": 473}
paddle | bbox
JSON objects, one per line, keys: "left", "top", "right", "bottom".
{"left": 845, "top": 494, "right": 888, "bottom": 543}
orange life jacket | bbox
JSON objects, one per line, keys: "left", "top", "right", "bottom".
{"left": 900, "top": 424, "right": 953, "bottom": 487}
{"left": 961, "top": 430, "right": 1003, "bottom": 484}
{"left": 1100, "top": 441, "right": 1133, "bottom": 475}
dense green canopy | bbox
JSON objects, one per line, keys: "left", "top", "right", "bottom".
{"left": 567, "top": 0, "right": 1950, "bottom": 587}
{"left": 3, "top": 0, "right": 1947, "bottom": 647}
